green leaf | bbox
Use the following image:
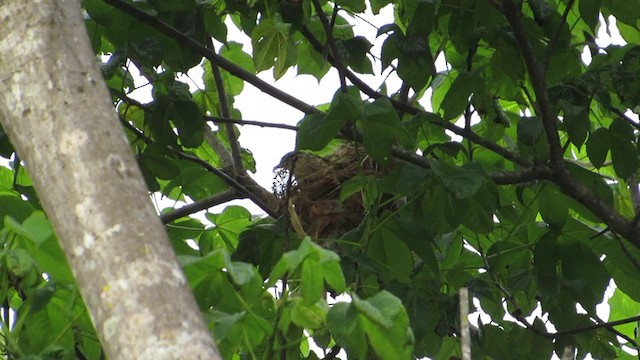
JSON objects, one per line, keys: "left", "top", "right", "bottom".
{"left": 0, "top": 195, "right": 35, "bottom": 226}
{"left": 607, "top": 289, "right": 640, "bottom": 339}
{"left": 251, "top": 15, "right": 293, "bottom": 78}
{"left": 361, "top": 97, "right": 411, "bottom": 163}
{"left": 335, "top": 37, "right": 373, "bottom": 74}
{"left": 206, "top": 206, "right": 252, "bottom": 250}
{"left": 561, "top": 241, "right": 609, "bottom": 312}
{"left": 370, "top": 0, "right": 393, "bottom": 14}
{"left": 219, "top": 42, "right": 255, "bottom": 96}
{"left": 380, "top": 30, "right": 435, "bottom": 91}
{"left": 297, "top": 41, "right": 331, "bottom": 80}
{"left": 563, "top": 110, "right": 590, "bottom": 148}
{"left": 439, "top": 71, "right": 479, "bottom": 120}
{"left": 172, "top": 100, "right": 205, "bottom": 148}
{"left": 608, "top": 118, "right": 638, "bottom": 178}
{"left": 602, "top": 0, "right": 640, "bottom": 26}
{"left": 579, "top": 0, "right": 602, "bottom": 32}
{"left": 335, "top": 0, "right": 366, "bottom": 13}
{"left": 610, "top": 117, "right": 635, "bottom": 141}
{"left": 611, "top": 138, "right": 638, "bottom": 179}
{"left": 517, "top": 116, "right": 545, "bottom": 146}
{"left": 538, "top": 185, "right": 568, "bottom": 230}
{"left": 430, "top": 161, "right": 485, "bottom": 199}
{"left": 147, "top": 97, "right": 178, "bottom": 145}
{"left": 296, "top": 113, "right": 342, "bottom": 151}
{"left": 367, "top": 226, "right": 413, "bottom": 283}
{"left": 490, "top": 41, "right": 525, "bottom": 82}
{"left": 352, "top": 294, "right": 393, "bottom": 329}
{"left": 7, "top": 248, "right": 34, "bottom": 278}
{"left": 301, "top": 259, "right": 324, "bottom": 304}
{"left": 5, "top": 212, "right": 53, "bottom": 246}
{"left": 327, "top": 303, "right": 367, "bottom": 358}
{"left": 355, "top": 292, "right": 415, "bottom": 359}
{"left": 140, "top": 144, "right": 180, "bottom": 180}
{"left": 586, "top": 128, "right": 610, "bottom": 168}
{"left": 319, "top": 260, "right": 346, "bottom": 294}
{"left": 380, "top": 32, "right": 401, "bottom": 70}
{"left": 204, "top": 9, "right": 227, "bottom": 42}
{"left": 290, "top": 299, "right": 327, "bottom": 330}
{"left": 297, "top": 89, "right": 362, "bottom": 151}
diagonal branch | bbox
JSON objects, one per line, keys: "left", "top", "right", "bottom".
{"left": 300, "top": 27, "right": 530, "bottom": 168}
{"left": 310, "top": 0, "right": 348, "bottom": 92}
{"left": 103, "top": 0, "right": 319, "bottom": 115}
{"left": 551, "top": 168, "right": 640, "bottom": 247}
{"left": 497, "top": 0, "right": 563, "bottom": 164}
{"left": 206, "top": 39, "right": 245, "bottom": 175}
{"left": 119, "top": 114, "right": 281, "bottom": 218}
{"left": 160, "top": 189, "right": 240, "bottom": 224}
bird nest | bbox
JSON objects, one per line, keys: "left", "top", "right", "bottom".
{"left": 273, "top": 145, "right": 382, "bottom": 239}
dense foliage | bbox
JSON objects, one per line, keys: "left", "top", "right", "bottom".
{"left": 1, "top": 0, "right": 640, "bottom": 358}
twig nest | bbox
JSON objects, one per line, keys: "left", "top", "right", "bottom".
{"left": 273, "top": 145, "right": 382, "bottom": 239}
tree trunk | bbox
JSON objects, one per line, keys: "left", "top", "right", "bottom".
{"left": 0, "top": 2, "right": 221, "bottom": 359}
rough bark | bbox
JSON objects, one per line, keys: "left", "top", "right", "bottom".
{"left": 0, "top": 2, "right": 221, "bottom": 359}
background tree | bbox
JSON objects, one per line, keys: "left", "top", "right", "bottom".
{"left": 0, "top": 1, "right": 221, "bottom": 359}
{"left": 0, "top": 0, "right": 640, "bottom": 359}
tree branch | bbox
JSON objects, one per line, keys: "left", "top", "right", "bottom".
{"left": 205, "top": 116, "right": 298, "bottom": 131}
{"left": 103, "top": 0, "right": 319, "bottom": 115}
{"left": 497, "top": 0, "right": 564, "bottom": 164}
{"left": 551, "top": 168, "right": 640, "bottom": 247}
{"left": 206, "top": 38, "right": 245, "bottom": 175}
{"left": 311, "top": 0, "right": 348, "bottom": 92}
{"left": 552, "top": 315, "right": 640, "bottom": 338}
{"left": 542, "top": 0, "right": 575, "bottom": 71}
{"left": 300, "top": 27, "right": 530, "bottom": 168}
{"left": 119, "top": 114, "right": 281, "bottom": 218}
{"left": 172, "top": 151, "right": 280, "bottom": 218}
{"left": 160, "top": 189, "right": 240, "bottom": 224}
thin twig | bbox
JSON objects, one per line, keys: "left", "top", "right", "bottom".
{"left": 118, "top": 115, "right": 279, "bottom": 217}
{"left": 311, "top": 0, "right": 348, "bottom": 92}
{"left": 207, "top": 38, "right": 245, "bottom": 174}
{"left": 593, "top": 315, "right": 639, "bottom": 354}
{"left": 206, "top": 116, "right": 298, "bottom": 131}
{"left": 160, "top": 189, "right": 240, "bottom": 223}
{"left": 324, "top": 345, "right": 342, "bottom": 360}
{"left": 543, "top": 0, "right": 576, "bottom": 72}
{"left": 172, "top": 151, "right": 278, "bottom": 217}
{"left": 104, "top": 0, "right": 319, "bottom": 115}
{"left": 553, "top": 315, "right": 640, "bottom": 338}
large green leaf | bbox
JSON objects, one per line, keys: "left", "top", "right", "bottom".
{"left": 429, "top": 160, "right": 485, "bottom": 199}
{"left": 336, "top": 36, "right": 373, "bottom": 74}
{"left": 172, "top": 100, "right": 206, "bottom": 148}
{"left": 367, "top": 225, "right": 413, "bottom": 283}
{"left": 361, "top": 97, "right": 411, "bottom": 163}
{"left": 297, "top": 89, "right": 362, "bottom": 151}
{"left": 586, "top": 127, "right": 610, "bottom": 168}
{"left": 439, "top": 71, "right": 480, "bottom": 120}
{"left": 251, "top": 15, "right": 294, "bottom": 78}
